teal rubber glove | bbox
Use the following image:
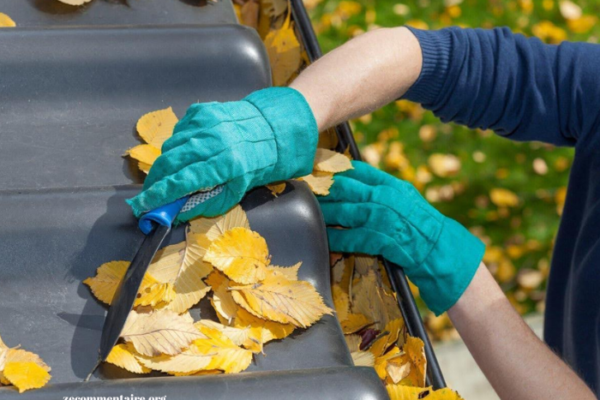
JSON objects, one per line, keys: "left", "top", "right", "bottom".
{"left": 127, "top": 87, "right": 318, "bottom": 222}
{"left": 318, "top": 161, "right": 485, "bottom": 315}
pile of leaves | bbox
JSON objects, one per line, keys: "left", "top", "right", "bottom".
{"left": 85, "top": 205, "right": 333, "bottom": 375}
{"left": 331, "top": 255, "right": 463, "bottom": 399}
{"left": 0, "top": 335, "right": 51, "bottom": 393}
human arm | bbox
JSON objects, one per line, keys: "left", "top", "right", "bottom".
{"left": 449, "top": 263, "right": 595, "bottom": 400}
{"left": 320, "top": 161, "right": 595, "bottom": 399}
{"left": 292, "top": 26, "right": 600, "bottom": 146}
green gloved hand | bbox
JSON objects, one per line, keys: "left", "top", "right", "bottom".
{"left": 127, "top": 87, "right": 318, "bottom": 222}
{"left": 318, "top": 161, "right": 485, "bottom": 315}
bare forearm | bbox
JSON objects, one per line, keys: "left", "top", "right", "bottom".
{"left": 448, "top": 264, "right": 594, "bottom": 399}
{"left": 290, "top": 27, "right": 422, "bottom": 131}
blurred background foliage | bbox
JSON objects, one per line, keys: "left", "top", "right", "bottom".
{"left": 303, "top": 0, "right": 598, "bottom": 340}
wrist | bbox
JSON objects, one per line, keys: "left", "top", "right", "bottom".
{"left": 244, "top": 87, "right": 318, "bottom": 180}
{"left": 412, "top": 217, "right": 485, "bottom": 315}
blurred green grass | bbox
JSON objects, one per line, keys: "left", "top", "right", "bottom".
{"left": 307, "top": 0, "right": 598, "bottom": 336}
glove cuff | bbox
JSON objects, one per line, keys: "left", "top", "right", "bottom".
{"left": 244, "top": 87, "right": 318, "bottom": 181}
{"left": 412, "top": 218, "right": 485, "bottom": 316}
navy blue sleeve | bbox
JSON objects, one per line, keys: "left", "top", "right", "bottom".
{"left": 403, "top": 27, "right": 600, "bottom": 147}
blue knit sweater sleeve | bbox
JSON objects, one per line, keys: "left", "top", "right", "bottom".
{"left": 403, "top": 27, "right": 600, "bottom": 146}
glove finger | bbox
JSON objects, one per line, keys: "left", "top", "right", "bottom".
{"left": 335, "top": 160, "right": 399, "bottom": 188}
{"left": 326, "top": 226, "right": 395, "bottom": 256}
{"left": 317, "top": 175, "right": 375, "bottom": 203}
{"left": 319, "top": 201, "right": 399, "bottom": 230}
{"left": 127, "top": 149, "right": 236, "bottom": 218}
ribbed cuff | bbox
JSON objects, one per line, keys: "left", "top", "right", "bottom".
{"left": 402, "top": 27, "right": 453, "bottom": 106}
{"left": 244, "top": 87, "right": 318, "bottom": 180}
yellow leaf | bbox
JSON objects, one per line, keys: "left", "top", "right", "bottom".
{"left": 428, "top": 154, "right": 461, "bottom": 178}
{"left": 567, "top": 15, "right": 597, "bottom": 34}
{"left": 232, "top": 308, "right": 295, "bottom": 352}
{"left": 264, "top": 14, "right": 302, "bottom": 86}
{"left": 398, "top": 336, "right": 427, "bottom": 387}
{"left": 351, "top": 270, "right": 401, "bottom": 330}
{"left": 318, "top": 129, "right": 339, "bottom": 150}
{"left": 386, "top": 361, "right": 411, "bottom": 384}
{"left": 138, "top": 162, "right": 152, "bottom": 174}
{"left": 136, "top": 107, "right": 178, "bottom": 149}
{"left": 231, "top": 274, "right": 333, "bottom": 328}
{"left": 266, "top": 262, "right": 301, "bottom": 281}
{"left": 374, "top": 346, "right": 401, "bottom": 379}
{"left": 386, "top": 384, "right": 429, "bottom": 400}
{"left": 240, "top": 0, "right": 260, "bottom": 29}
{"left": 148, "top": 234, "right": 213, "bottom": 313}
{"left": 299, "top": 172, "right": 334, "bottom": 195}
{"left": 189, "top": 205, "right": 250, "bottom": 241}
{"left": 121, "top": 310, "right": 205, "bottom": 357}
{"left": 351, "top": 351, "right": 375, "bottom": 367}
{"left": 57, "top": 0, "right": 93, "bottom": 5}
{"left": 125, "top": 144, "right": 161, "bottom": 169}
{"left": 204, "top": 227, "right": 269, "bottom": 285}
{"left": 344, "top": 334, "right": 362, "bottom": 352}
{"left": 332, "top": 284, "right": 349, "bottom": 322}
{"left": 206, "top": 271, "right": 239, "bottom": 324}
{"left": 194, "top": 320, "right": 251, "bottom": 348}
{"left": 4, "top": 348, "right": 50, "bottom": 372}
{"left": 136, "top": 345, "right": 213, "bottom": 375}
{"left": 354, "top": 255, "right": 378, "bottom": 276}
{"left": 84, "top": 261, "right": 165, "bottom": 307}
{"left": 369, "top": 319, "right": 404, "bottom": 357}
{"left": 313, "top": 149, "right": 353, "bottom": 173}
{"left": 3, "top": 362, "right": 51, "bottom": 393}
{"left": 0, "top": 13, "right": 15, "bottom": 28}
{"left": 262, "top": 0, "right": 288, "bottom": 17}
{"left": 426, "top": 388, "right": 465, "bottom": 400}
{"left": 106, "top": 344, "right": 151, "bottom": 374}
{"left": 266, "top": 182, "right": 286, "bottom": 197}
{"left": 490, "top": 188, "right": 519, "bottom": 207}
{"left": 340, "top": 313, "right": 372, "bottom": 334}
{"left": 194, "top": 326, "right": 253, "bottom": 374}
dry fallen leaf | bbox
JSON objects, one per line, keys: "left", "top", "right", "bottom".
{"left": 0, "top": 13, "right": 15, "bottom": 28}
{"left": 231, "top": 273, "right": 333, "bottom": 328}
{"left": 125, "top": 144, "right": 161, "bottom": 173}
{"left": 340, "top": 313, "right": 372, "bottom": 334}
{"left": 204, "top": 227, "right": 269, "bottom": 285}
{"left": 121, "top": 310, "right": 204, "bottom": 357}
{"left": 136, "top": 107, "right": 179, "bottom": 149}
{"left": 332, "top": 284, "right": 350, "bottom": 322}
{"left": 397, "top": 336, "right": 427, "bottom": 387}
{"left": 266, "top": 262, "right": 301, "bottom": 281}
{"left": 206, "top": 271, "right": 239, "bottom": 324}
{"left": 84, "top": 261, "right": 165, "bottom": 307}
{"left": 3, "top": 362, "right": 51, "bottom": 394}
{"left": 0, "top": 344, "right": 52, "bottom": 393}
{"left": 232, "top": 308, "right": 295, "bottom": 352}
{"left": 351, "top": 270, "right": 401, "bottom": 331}
{"left": 369, "top": 319, "right": 404, "bottom": 358}
{"left": 136, "top": 344, "right": 213, "bottom": 375}
{"left": 266, "top": 182, "right": 286, "bottom": 197}
{"left": 106, "top": 344, "right": 151, "bottom": 375}
{"left": 189, "top": 205, "right": 250, "bottom": 241}
{"left": 314, "top": 148, "right": 353, "bottom": 173}
{"left": 386, "top": 384, "right": 430, "bottom": 400}
{"left": 299, "top": 172, "right": 334, "bottom": 195}
{"left": 351, "top": 351, "right": 375, "bottom": 367}
{"left": 264, "top": 13, "right": 302, "bottom": 86}
{"left": 148, "top": 234, "right": 213, "bottom": 314}
{"left": 194, "top": 326, "right": 253, "bottom": 374}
